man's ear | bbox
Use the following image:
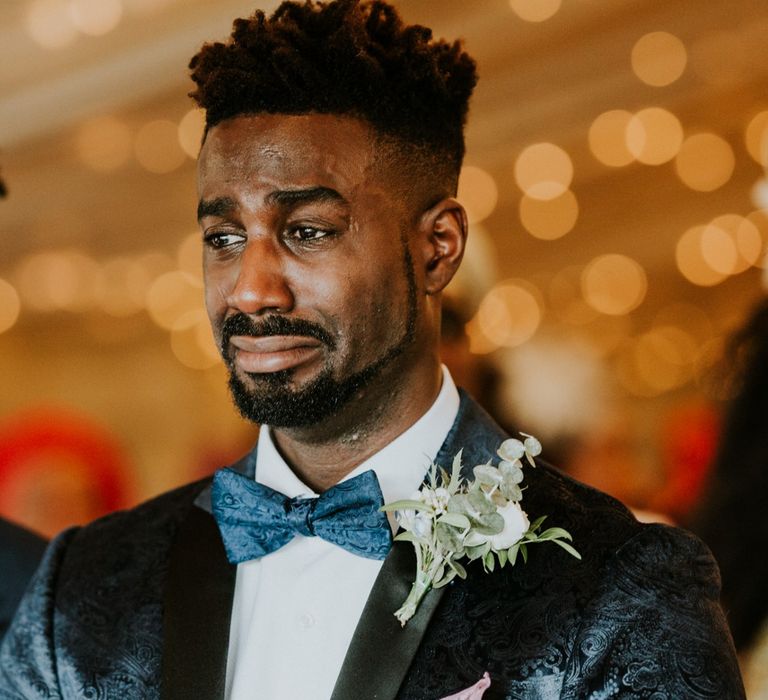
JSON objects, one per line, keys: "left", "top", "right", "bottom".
{"left": 418, "top": 197, "right": 468, "bottom": 295}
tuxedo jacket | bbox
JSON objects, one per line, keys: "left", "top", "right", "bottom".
{"left": 0, "top": 519, "right": 46, "bottom": 641}
{"left": 0, "top": 393, "right": 745, "bottom": 699}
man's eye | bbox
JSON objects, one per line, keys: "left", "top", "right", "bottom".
{"left": 204, "top": 232, "right": 244, "bottom": 249}
{"left": 291, "top": 226, "right": 332, "bottom": 242}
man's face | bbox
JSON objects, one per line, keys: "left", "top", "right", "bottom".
{"left": 197, "top": 114, "right": 420, "bottom": 427}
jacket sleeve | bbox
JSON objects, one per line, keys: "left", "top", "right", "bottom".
{"left": 0, "top": 529, "right": 78, "bottom": 700}
{"left": 561, "top": 524, "right": 745, "bottom": 699}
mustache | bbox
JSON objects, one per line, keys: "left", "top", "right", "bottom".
{"left": 221, "top": 313, "right": 336, "bottom": 354}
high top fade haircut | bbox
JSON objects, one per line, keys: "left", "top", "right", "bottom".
{"left": 189, "top": 0, "right": 477, "bottom": 205}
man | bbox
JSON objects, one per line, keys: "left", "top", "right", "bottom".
{"left": 0, "top": 518, "right": 46, "bottom": 641}
{"left": 0, "top": 2, "right": 744, "bottom": 698}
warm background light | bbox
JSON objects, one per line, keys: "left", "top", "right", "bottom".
{"left": 26, "top": 0, "right": 77, "bottom": 49}
{"left": 509, "top": 0, "right": 561, "bottom": 23}
{"left": 146, "top": 271, "right": 204, "bottom": 330}
{"left": 475, "top": 281, "right": 542, "bottom": 348}
{"left": 519, "top": 190, "right": 578, "bottom": 240}
{"left": 0, "top": 279, "right": 22, "bottom": 334}
{"left": 745, "top": 111, "right": 768, "bottom": 166}
{"left": 514, "top": 143, "right": 573, "bottom": 200}
{"left": 675, "top": 133, "right": 735, "bottom": 191}
{"left": 626, "top": 108, "right": 683, "bottom": 165}
{"left": 581, "top": 254, "right": 647, "bottom": 315}
{"left": 676, "top": 225, "right": 727, "bottom": 286}
{"left": 75, "top": 116, "right": 132, "bottom": 172}
{"left": 178, "top": 109, "right": 206, "bottom": 160}
{"left": 457, "top": 165, "right": 498, "bottom": 225}
{"left": 69, "top": 0, "right": 123, "bottom": 36}
{"left": 631, "top": 31, "right": 687, "bottom": 87}
{"left": 134, "top": 120, "right": 187, "bottom": 174}
{"left": 589, "top": 110, "right": 635, "bottom": 167}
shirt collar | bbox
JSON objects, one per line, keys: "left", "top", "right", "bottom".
{"left": 255, "top": 366, "right": 460, "bottom": 513}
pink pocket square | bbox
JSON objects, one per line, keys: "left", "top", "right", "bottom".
{"left": 439, "top": 672, "right": 491, "bottom": 699}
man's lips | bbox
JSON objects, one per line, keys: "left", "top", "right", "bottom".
{"left": 229, "top": 334, "right": 324, "bottom": 373}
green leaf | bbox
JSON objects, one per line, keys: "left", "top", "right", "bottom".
{"left": 484, "top": 551, "right": 495, "bottom": 572}
{"left": 393, "top": 531, "right": 420, "bottom": 543}
{"left": 552, "top": 539, "right": 582, "bottom": 559}
{"left": 468, "top": 490, "right": 496, "bottom": 515}
{"left": 448, "top": 558, "right": 468, "bottom": 579}
{"left": 437, "top": 512, "right": 471, "bottom": 530}
{"left": 528, "top": 515, "right": 547, "bottom": 532}
{"left": 433, "top": 570, "right": 457, "bottom": 588}
{"left": 465, "top": 543, "right": 488, "bottom": 561}
{"left": 451, "top": 449, "right": 464, "bottom": 489}
{"left": 537, "top": 527, "right": 573, "bottom": 541}
{"left": 508, "top": 543, "right": 519, "bottom": 566}
{"left": 435, "top": 522, "right": 463, "bottom": 551}
{"left": 498, "top": 548, "right": 508, "bottom": 568}
{"left": 447, "top": 494, "right": 471, "bottom": 515}
{"left": 471, "top": 512, "right": 504, "bottom": 536}
{"left": 380, "top": 500, "right": 431, "bottom": 513}
{"left": 520, "top": 544, "right": 528, "bottom": 564}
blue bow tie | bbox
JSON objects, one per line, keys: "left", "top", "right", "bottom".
{"left": 211, "top": 467, "right": 393, "bottom": 564}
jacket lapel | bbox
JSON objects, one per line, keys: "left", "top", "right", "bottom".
{"left": 331, "top": 392, "right": 509, "bottom": 700}
{"left": 161, "top": 454, "right": 253, "bottom": 700}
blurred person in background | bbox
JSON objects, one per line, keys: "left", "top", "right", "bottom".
{"left": 0, "top": 171, "right": 47, "bottom": 640}
{"left": 689, "top": 297, "right": 768, "bottom": 697}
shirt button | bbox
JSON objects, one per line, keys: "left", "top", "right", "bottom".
{"left": 299, "top": 613, "right": 316, "bottom": 628}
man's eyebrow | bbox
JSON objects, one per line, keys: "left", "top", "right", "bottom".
{"left": 265, "top": 187, "right": 347, "bottom": 208}
{"left": 197, "top": 197, "right": 236, "bottom": 221}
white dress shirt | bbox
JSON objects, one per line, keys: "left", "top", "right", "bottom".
{"left": 225, "top": 367, "right": 460, "bottom": 700}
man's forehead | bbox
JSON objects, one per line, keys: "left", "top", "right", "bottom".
{"left": 198, "top": 113, "right": 377, "bottom": 184}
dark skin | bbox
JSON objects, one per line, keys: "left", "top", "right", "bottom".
{"left": 198, "top": 114, "right": 467, "bottom": 492}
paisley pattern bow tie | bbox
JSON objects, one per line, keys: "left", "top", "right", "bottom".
{"left": 211, "top": 467, "right": 393, "bottom": 564}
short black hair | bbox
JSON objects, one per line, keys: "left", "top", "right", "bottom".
{"left": 189, "top": 0, "right": 477, "bottom": 196}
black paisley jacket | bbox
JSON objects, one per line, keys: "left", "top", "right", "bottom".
{"left": 0, "top": 393, "right": 745, "bottom": 699}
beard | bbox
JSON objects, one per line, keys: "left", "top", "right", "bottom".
{"left": 222, "top": 248, "right": 418, "bottom": 427}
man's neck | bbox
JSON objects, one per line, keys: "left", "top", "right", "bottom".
{"left": 270, "top": 359, "right": 443, "bottom": 492}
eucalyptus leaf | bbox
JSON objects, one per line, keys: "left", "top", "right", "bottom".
{"left": 470, "top": 511, "right": 504, "bottom": 535}
{"left": 465, "top": 543, "right": 489, "bottom": 561}
{"left": 435, "top": 522, "right": 464, "bottom": 551}
{"left": 448, "top": 558, "right": 468, "bottom": 579}
{"left": 447, "top": 494, "right": 471, "bottom": 515}
{"left": 433, "top": 570, "right": 457, "bottom": 588}
{"left": 473, "top": 464, "right": 502, "bottom": 486}
{"left": 438, "top": 512, "right": 471, "bottom": 530}
{"left": 380, "top": 500, "right": 431, "bottom": 513}
{"left": 393, "top": 531, "right": 425, "bottom": 544}
{"left": 500, "top": 482, "right": 522, "bottom": 501}
{"left": 467, "top": 490, "right": 495, "bottom": 515}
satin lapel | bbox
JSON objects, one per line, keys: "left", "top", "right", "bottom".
{"left": 330, "top": 541, "right": 446, "bottom": 700}
{"left": 331, "top": 392, "right": 510, "bottom": 700}
{"left": 161, "top": 491, "right": 237, "bottom": 700}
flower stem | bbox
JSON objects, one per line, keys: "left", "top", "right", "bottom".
{"left": 394, "top": 568, "right": 432, "bottom": 627}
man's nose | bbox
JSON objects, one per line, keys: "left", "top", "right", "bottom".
{"left": 225, "top": 237, "right": 294, "bottom": 315}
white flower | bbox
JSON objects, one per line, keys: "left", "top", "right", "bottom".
{"left": 464, "top": 501, "right": 529, "bottom": 550}
{"left": 396, "top": 508, "right": 417, "bottom": 532}
{"left": 411, "top": 512, "right": 433, "bottom": 539}
{"left": 522, "top": 433, "right": 542, "bottom": 457}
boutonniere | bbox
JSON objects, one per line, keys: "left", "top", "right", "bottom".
{"left": 381, "top": 433, "right": 581, "bottom": 626}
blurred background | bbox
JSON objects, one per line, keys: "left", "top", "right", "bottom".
{"left": 1, "top": 0, "right": 767, "bottom": 540}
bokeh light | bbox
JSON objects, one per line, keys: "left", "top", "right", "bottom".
{"left": 588, "top": 110, "right": 634, "bottom": 167}
{"left": 95, "top": 256, "right": 153, "bottom": 317}
{"left": 746, "top": 210, "right": 768, "bottom": 269}
{"left": 176, "top": 233, "right": 202, "bottom": 279}
{"left": 475, "top": 280, "right": 542, "bottom": 348}
{"left": 675, "top": 133, "right": 734, "bottom": 192}
{"left": 631, "top": 32, "right": 687, "bottom": 87}
{"left": 509, "top": 0, "right": 561, "bottom": 23}
{"left": 457, "top": 165, "right": 498, "bottom": 225}
{"left": 170, "top": 310, "right": 220, "bottom": 370}
{"left": 519, "top": 190, "right": 578, "bottom": 240}
{"left": 25, "top": 0, "right": 77, "bottom": 49}
{"left": 676, "top": 225, "right": 727, "bottom": 286}
{"left": 75, "top": 116, "right": 132, "bottom": 172}
{"left": 581, "top": 254, "right": 647, "bottom": 315}
{"left": 745, "top": 111, "right": 768, "bottom": 166}
{"left": 178, "top": 109, "right": 206, "bottom": 160}
{"left": 135, "top": 120, "right": 187, "bottom": 174}
{"left": 690, "top": 30, "right": 746, "bottom": 86}
{"left": 69, "top": 0, "right": 123, "bottom": 36}
{"left": 0, "top": 279, "right": 21, "bottom": 334}
{"left": 146, "top": 271, "right": 204, "bottom": 330}
{"left": 626, "top": 107, "right": 683, "bottom": 165}
{"left": 16, "top": 250, "right": 97, "bottom": 312}
{"left": 514, "top": 143, "right": 573, "bottom": 200}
